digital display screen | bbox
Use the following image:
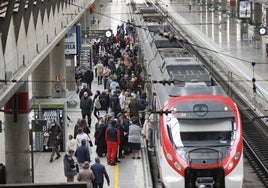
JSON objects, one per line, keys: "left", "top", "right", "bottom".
{"left": 238, "top": 0, "right": 251, "bottom": 19}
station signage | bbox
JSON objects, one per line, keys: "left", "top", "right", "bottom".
{"left": 88, "top": 30, "right": 111, "bottom": 38}
{"left": 65, "top": 26, "right": 77, "bottom": 55}
{"left": 65, "top": 25, "right": 81, "bottom": 55}
{"left": 238, "top": 0, "right": 252, "bottom": 19}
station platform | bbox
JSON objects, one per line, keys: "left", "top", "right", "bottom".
{"left": 31, "top": 1, "right": 150, "bottom": 188}
{"left": 160, "top": 0, "right": 268, "bottom": 113}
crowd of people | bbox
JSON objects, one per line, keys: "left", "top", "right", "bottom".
{"left": 61, "top": 22, "right": 155, "bottom": 187}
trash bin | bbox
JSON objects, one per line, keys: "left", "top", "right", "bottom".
{"left": 0, "top": 163, "right": 6, "bottom": 184}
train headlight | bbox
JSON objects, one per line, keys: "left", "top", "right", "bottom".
{"left": 174, "top": 162, "right": 181, "bottom": 171}
{"left": 166, "top": 153, "right": 173, "bottom": 161}
{"left": 234, "top": 152, "right": 241, "bottom": 160}
{"left": 227, "top": 152, "right": 240, "bottom": 170}
{"left": 227, "top": 161, "right": 234, "bottom": 170}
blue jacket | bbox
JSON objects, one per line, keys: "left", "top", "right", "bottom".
{"left": 75, "top": 145, "right": 90, "bottom": 163}
{"left": 91, "top": 162, "right": 110, "bottom": 184}
{"left": 105, "top": 124, "right": 120, "bottom": 144}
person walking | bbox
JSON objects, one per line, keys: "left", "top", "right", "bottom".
{"left": 79, "top": 83, "right": 93, "bottom": 99}
{"left": 66, "top": 134, "right": 77, "bottom": 153}
{"left": 105, "top": 119, "right": 120, "bottom": 165}
{"left": 94, "top": 117, "right": 107, "bottom": 157}
{"left": 117, "top": 113, "right": 130, "bottom": 158}
{"left": 76, "top": 127, "right": 90, "bottom": 147}
{"left": 75, "top": 139, "right": 91, "bottom": 169}
{"left": 98, "top": 90, "right": 110, "bottom": 116}
{"left": 47, "top": 119, "right": 62, "bottom": 162}
{"left": 91, "top": 157, "right": 110, "bottom": 188}
{"left": 110, "top": 90, "right": 121, "bottom": 118}
{"left": 80, "top": 91, "right": 93, "bottom": 128}
{"left": 63, "top": 149, "right": 77, "bottom": 182}
{"left": 128, "top": 116, "right": 142, "bottom": 159}
{"left": 95, "top": 60, "right": 104, "bottom": 85}
{"left": 77, "top": 161, "right": 95, "bottom": 188}
{"left": 85, "top": 67, "right": 94, "bottom": 90}
{"left": 74, "top": 118, "right": 82, "bottom": 139}
{"left": 75, "top": 66, "right": 82, "bottom": 92}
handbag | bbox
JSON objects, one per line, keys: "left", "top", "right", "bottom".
{"left": 75, "top": 163, "right": 79, "bottom": 173}
{"left": 87, "top": 135, "right": 93, "bottom": 147}
{"left": 94, "top": 96, "right": 101, "bottom": 109}
{"left": 89, "top": 139, "right": 93, "bottom": 147}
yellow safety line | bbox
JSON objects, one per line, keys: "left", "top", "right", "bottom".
{"left": 114, "top": 163, "right": 119, "bottom": 188}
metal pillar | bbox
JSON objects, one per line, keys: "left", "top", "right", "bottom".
{"left": 254, "top": 2, "right": 262, "bottom": 49}
{"left": 241, "top": 20, "right": 249, "bottom": 41}
{"left": 221, "top": 0, "right": 228, "bottom": 30}
{"left": 4, "top": 83, "right": 31, "bottom": 183}
{"left": 266, "top": 8, "right": 268, "bottom": 30}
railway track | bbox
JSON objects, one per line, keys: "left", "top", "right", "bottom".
{"left": 151, "top": 2, "right": 268, "bottom": 188}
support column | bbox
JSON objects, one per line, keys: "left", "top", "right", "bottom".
{"left": 32, "top": 55, "right": 51, "bottom": 97}
{"left": 80, "top": 13, "right": 89, "bottom": 43}
{"left": 50, "top": 39, "right": 66, "bottom": 98}
{"left": 4, "top": 83, "right": 31, "bottom": 183}
{"left": 241, "top": 20, "right": 249, "bottom": 41}
{"left": 254, "top": 2, "right": 262, "bottom": 49}
{"left": 229, "top": 0, "right": 236, "bottom": 18}
{"left": 266, "top": 8, "right": 268, "bottom": 30}
{"left": 65, "top": 54, "right": 76, "bottom": 91}
{"left": 221, "top": 0, "right": 228, "bottom": 30}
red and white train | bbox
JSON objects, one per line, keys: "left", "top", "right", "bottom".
{"left": 134, "top": 5, "right": 243, "bottom": 188}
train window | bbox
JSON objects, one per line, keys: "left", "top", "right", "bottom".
{"left": 167, "top": 115, "right": 234, "bottom": 147}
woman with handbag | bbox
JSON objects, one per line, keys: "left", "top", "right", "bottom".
{"left": 63, "top": 149, "right": 77, "bottom": 182}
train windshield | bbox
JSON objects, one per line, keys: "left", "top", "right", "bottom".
{"left": 167, "top": 114, "right": 234, "bottom": 147}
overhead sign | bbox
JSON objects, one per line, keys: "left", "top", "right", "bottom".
{"left": 238, "top": 0, "right": 252, "bottom": 19}
{"left": 88, "top": 30, "right": 112, "bottom": 38}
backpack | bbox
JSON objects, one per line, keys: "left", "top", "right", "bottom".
{"left": 99, "top": 95, "right": 107, "bottom": 107}
{"left": 94, "top": 96, "right": 101, "bottom": 109}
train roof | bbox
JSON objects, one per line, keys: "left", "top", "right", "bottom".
{"left": 158, "top": 48, "right": 189, "bottom": 58}
{"left": 169, "top": 85, "right": 225, "bottom": 97}
{"left": 138, "top": 6, "right": 224, "bottom": 97}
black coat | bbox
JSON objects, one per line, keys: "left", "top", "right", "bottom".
{"left": 80, "top": 96, "right": 93, "bottom": 115}
{"left": 98, "top": 94, "right": 110, "bottom": 111}
{"left": 47, "top": 123, "right": 62, "bottom": 146}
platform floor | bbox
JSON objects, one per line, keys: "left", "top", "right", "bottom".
{"left": 32, "top": 1, "right": 149, "bottom": 187}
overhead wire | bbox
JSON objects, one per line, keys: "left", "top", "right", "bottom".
{"left": 1, "top": 0, "right": 267, "bottom": 109}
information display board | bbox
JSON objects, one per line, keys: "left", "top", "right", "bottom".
{"left": 238, "top": 0, "right": 252, "bottom": 19}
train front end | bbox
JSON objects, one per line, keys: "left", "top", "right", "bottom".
{"left": 159, "top": 95, "right": 243, "bottom": 188}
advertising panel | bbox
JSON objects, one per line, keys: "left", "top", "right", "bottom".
{"left": 65, "top": 26, "right": 77, "bottom": 55}
{"left": 238, "top": 0, "right": 252, "bottom": 19}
